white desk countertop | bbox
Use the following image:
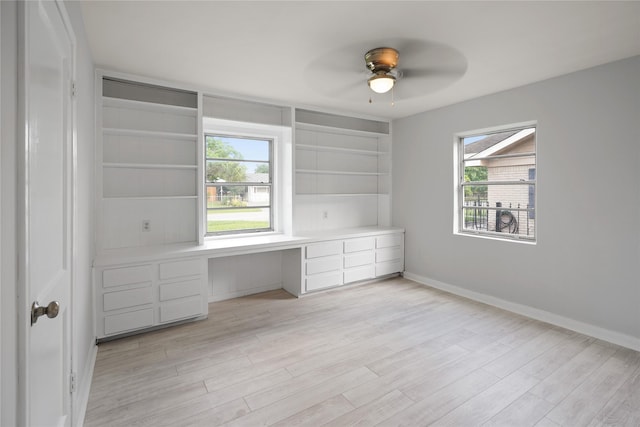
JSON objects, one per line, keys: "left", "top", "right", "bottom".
{"left": 93, "top": 226, "right": 404, "bottom": 267}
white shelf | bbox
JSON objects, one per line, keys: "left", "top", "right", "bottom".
{"left": 103, "top": 127, "right": 198, "bottom": 141}
{"left": 103, "top": 163, "right": 197, "bottom": 170}
{"left": 296, "top": 144, "right": 380, "bottom": 156}
{"left": 296, "top": 193, "right": 383, "bottom": 197}
{"left": 103, "top": 195, "right": 198, "bottom": 200}
{"left": 296, "top": 169, "right": 387, "bottom": 176}
{"left": 295, "top": 121, "right": 389, "bottom": 137}
{"left": 103, "top": 96, "right": 197, "bottom": 115}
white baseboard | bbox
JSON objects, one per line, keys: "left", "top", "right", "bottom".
{"left": 403, "top": 272, "right": 640, "bottom": 352}
{"left": 74, "top": 342, "right": 98, "bottom": 427}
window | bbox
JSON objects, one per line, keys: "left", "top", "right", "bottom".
{"left": 205, "top": 134, "right": 272, "bottom": 235}
{"left": 457, "top": 124, "right": 536, "bottom": 241}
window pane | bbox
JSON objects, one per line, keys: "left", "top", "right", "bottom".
{"left": 459, "top": 124, "right": 536, "bottom": 241}
{"left": 207, "top": 185, "right": 270, "bottom": 208}
{"left": 463, "top": 183, "right": 535, "bottom": 238}
{"left": 464, "top": 156, "right": 536, "bottom": 183}
{"left": 206, "top": 207, "right": 271, "bottom": 233}
{"left": 206, "top": 160, "right": 270, "bottom": 183}
{"left": 206, "top": 135, "right": 269, "bottom": 161}
{"left": 205, "top": 133, "right": 272, "bottom": 235}
{"left": 462, "top": 185, "right": 488, "bottom": 202}
{"left": 463, "top": 166, "right": 488, "bottom": 183}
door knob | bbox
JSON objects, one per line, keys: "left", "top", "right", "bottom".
{"left": 31, "top": 301, "right": 60, "bottom": 325}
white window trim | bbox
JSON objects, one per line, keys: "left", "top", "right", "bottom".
{"left": 453, "top": 121, "right": 537, "bottom": 243}
{"left": 203, "top": 117, "right": 293, "bottom": 240}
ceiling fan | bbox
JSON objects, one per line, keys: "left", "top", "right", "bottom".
{"left": 365, "top": 47, "right": 400, "bottom": 94}
{"left": 304, "top": 38, "right": 467, "bottom": 103}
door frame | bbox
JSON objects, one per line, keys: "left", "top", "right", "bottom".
{"left": 0, "top": 3, "right": 4, "bottom": 423}
{"left": 16, "top": 0, "right": 77, "bottom": 424}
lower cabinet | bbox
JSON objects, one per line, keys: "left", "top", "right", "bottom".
{"left": 375, "top": 233, "right": 405, "bottom": 277}
{"left": 303, "top": 231, "right": 404, "bottom": 294}
{"left": 95, "top": 230, "right": 404, "bottom": 337}
{"left": 95, "top": 256, "right": 207, "bottom": 339}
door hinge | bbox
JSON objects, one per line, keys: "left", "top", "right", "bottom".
{"left": 70, "top": 371, "right": 77, "bottom": 394}
{"left": 71, "top": 81, "right": 77, "bottom": 98}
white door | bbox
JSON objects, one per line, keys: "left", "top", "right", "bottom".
{"left": 20, "top": 1, "right": 75, "bottom": 425}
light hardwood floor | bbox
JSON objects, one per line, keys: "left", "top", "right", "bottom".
{"left": 84, "top": 278, "right": 640, "bottom": 426}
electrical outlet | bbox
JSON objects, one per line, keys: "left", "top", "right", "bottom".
{"left": 322, "top": 211, "right": 328, "bottom": 220}
{"left": 142, "top": 220, "right": 151, "bottom": 232}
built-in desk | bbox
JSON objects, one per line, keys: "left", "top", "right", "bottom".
{"left": 93, "top": 227, "right": 404, "bottom": 340}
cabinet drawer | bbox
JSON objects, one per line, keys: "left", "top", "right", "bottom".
{"left": 344, "top": 251, "right": 374, "bottom": 268}
{"left": 104, "top": 308, "right": 153, "bottom": 335}
{"left": 159, "top": 258, "right": 202, "bottom": 280}
{"left": 306, "top": 255, "right": 341, "bottom": 275}
{"left": 344, "top": 265, "right": 375, "bottom": 284}
{"left": 376, "top": 247, "right": 403, "bottom": 263}
{"left": 306, "top": 272, "right": 342, "bottom": 292}
{"left": 159, "top": 279, "right": 202, "bottom": 302}
{"left": 305, "top": 241, "right": 342, "bottom": 259}
{"left": 103, "top": 287, "right": 153, "bottom": 312}
{"left": 102, "top": 264, "right": 152, "bottom": 288}
{"left": 375, "top": 260, "right": 404, "bottom": 277}
{"left": 160, "top": 296, "right": 203, "bottom": 323}
{"left": 344, "top": 237, "right": 374, "bottom": 253}
{"left": 376, "top": 234, "right": 403, "bottom": 249}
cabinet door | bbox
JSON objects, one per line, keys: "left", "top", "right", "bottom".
{"left": 305, "top": 241, "right": 342, "bottom": 259}
{"left": 104, "top": 309, "right": 154, "bottom": 336}
{"left": 103, "top": 287, "right": 153, "bottom": 311}
{"left": 159, "top": 279, "right": 202, "bottom": 301}
{"left": 102, "top": 264, "right": 152, "bottom": 288}
{"left": 159, "top": 258, "right": 202, "bottom": 280}
{"left": 376, "top": 234, "right": 403, "bottom": 249}
{"left": 306, "top": 255, "right": 342, "bottom": 275}
{"left": 344, "top": 265, "right": 375, "bottom": 284}
{"left": 160, "top": 296, "right": 204, "bottom": 323}
{"left": 376, "top": 247, "right": 403, "bottom": 263}
{"left": 344, "top": 237, "right": 374, "bottom": 253}
{"left": 375, "top": 260, "right": 404, "bottom": 277}
{"left": 344, "top": 251, "right": 375, "bottom": 268}
{"left": 306, "top": 273, "right": 342, "bottom": 292}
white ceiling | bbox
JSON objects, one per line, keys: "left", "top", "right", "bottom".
{"left": 80, "top": 1, "right": 640, "bottom": 120}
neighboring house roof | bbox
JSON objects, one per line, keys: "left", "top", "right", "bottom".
{"left": 246, "top": 173, "right": 269, "bottom": 184}
{"left": 465, "top": 130, "right": 519, "bottom": 154}
{"left": 465, "top": 128, "right": 535, "bottom": 161}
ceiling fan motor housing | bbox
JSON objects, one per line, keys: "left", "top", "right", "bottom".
{"left": 365, "top": 47, "right": 399, "bottom": 73}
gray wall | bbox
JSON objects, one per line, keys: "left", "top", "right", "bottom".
{"left": 392, "top": 56, "right": 640, "bottom": 347}
{"left": 1, "top": 1, "right": 19, "bottom": 425}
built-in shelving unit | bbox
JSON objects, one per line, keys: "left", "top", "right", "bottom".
{"left": 293, "top": 109, "right": 391, "bottom": 232}
{"left": 98, "top": 77, "right": 200, "bottom": 250}
{"left": 294, "top": 126, "right": 390, "bottom": 194}
{"left": 92, "top": 73, "right": 403, "bottom": 342}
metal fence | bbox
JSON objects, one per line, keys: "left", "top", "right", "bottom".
{"left": 463, "top": 198, "right": 490, "bottom": 231}
{"left": 463, "top": 199, "right": 534, "bottom": 237}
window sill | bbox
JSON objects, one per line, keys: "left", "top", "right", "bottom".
{"left": 454, "top": 231, "right": 536, "bottom": 245}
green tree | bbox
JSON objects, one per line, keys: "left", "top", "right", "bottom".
{"left": 254, "top": 163, "right": 269, "bottom": 174}
{"left": 464, "top": 166, "right": 488, "bottom": 199}
{"left": 206, "top": 136, "right": 247, "bottom": 183}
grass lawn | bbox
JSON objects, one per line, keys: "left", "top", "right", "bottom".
{"left": 207, "top": 220, "right": 270, "bottom": 233}
{"left": 207, "top": 205, "right": 263, "bottom": 213}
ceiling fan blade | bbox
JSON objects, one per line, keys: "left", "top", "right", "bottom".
{"left": 303, "top": 37, "right": 467, "bottom": 102}
{"left": 401, "top": 65, "right": 464, "bottom": 79}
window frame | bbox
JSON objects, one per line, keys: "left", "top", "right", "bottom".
{"left": 455, "top": 122, "right": 537, "bottom": 243}
{"left": 205, "top": 133, "right": 274, "bottom": 236}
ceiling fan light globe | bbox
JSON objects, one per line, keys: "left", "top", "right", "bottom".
{"left": 368, "top": 74, "right": 395, "bottom": 94}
